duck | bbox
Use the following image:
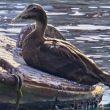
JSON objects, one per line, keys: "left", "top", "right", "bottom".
{"left": 12, "top": 3, "right": 110, "bottom": 86}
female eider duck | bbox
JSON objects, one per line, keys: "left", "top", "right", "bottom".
{"left": 12, "top": 4, "right": 110, "bottom": 86}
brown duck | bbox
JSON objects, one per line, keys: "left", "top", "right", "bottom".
{"left": 12, "top": 3, "right": 110, "bottom": 86}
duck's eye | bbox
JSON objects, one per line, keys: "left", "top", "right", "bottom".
{"left": 32, "top": 7, "right": 36, "bottom": 11}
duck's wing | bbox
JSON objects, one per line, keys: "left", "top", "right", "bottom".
{"left": 43, "top": 40, "right": 90, "bottom": 71}
{"left": 39, "top": 40, "right": 101, "bottom": 85}
{"left": 45, "top": 38, "right": 96, "bottom": 67}
{"left": 45, "top": 24, "right": 65, "bottom": 40}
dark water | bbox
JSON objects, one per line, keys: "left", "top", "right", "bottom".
{"left": 0, "top": 0, "right": 110, "bottom": 109}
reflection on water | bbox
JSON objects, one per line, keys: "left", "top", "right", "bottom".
{"left": 0, "top": 0, "right": 110, "bottom": 109}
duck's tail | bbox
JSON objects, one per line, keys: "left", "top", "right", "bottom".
{"left": 97, "top": 69, "right": 110, "bottom": 87}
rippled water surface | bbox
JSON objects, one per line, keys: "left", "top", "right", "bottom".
{"left": 0, "top": 0, "right": 110, "bottom": 109}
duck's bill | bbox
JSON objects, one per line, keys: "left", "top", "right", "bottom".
{"left": 11, "top": 15, "right": 23, "bottom": 23}
{"left": 11, "top": 10, "right": 26, "bottom": 23}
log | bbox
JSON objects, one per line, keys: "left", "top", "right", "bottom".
{"left": 0, "top": 35, "right": 103, "bottom": 110}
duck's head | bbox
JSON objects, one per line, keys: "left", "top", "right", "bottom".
{"left": 12, "top": 4, "right": 47, "bottom": 26}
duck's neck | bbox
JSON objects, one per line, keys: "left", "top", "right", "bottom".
{"left": 30, "top": 10, "right": 47, "bottom": 43}
{"left": 32, "top": 21, "right": 46, "bottom": 43}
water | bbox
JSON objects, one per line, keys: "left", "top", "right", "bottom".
{"left": 0, "top": 0, "right": 110, "bottom": 109}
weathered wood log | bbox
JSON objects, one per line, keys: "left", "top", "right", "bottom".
{"left": 0, "top": 35, "right": 103, "bottom": 110}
